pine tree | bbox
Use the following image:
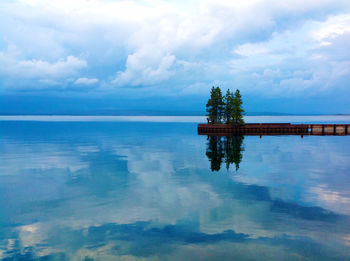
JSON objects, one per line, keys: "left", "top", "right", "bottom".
{"left": 232, "top": 89, "right": 245, "bottom": 126}
{"left": 216, "top": 87, "right": 225, "bottom": 123}
{"left": 206, "top": 86, "right": 224, "bottom": 124}
{"left": 224, "top": 89, "right": 234, "bottom": 124}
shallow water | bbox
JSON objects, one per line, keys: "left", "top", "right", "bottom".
{"left": 0, "top": 117, "right": 350, "bottom": 260}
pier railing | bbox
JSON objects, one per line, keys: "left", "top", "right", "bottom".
{"left": 198, "top": 123, "right": 350, "bottom": 136}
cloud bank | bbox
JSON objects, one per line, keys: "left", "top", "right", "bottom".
{"left": 0, "top": 0, "right": 350, "bottom": 99}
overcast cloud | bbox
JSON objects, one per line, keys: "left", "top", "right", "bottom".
{"left": 0, "top": 0, "right": 350, "bottom": 105}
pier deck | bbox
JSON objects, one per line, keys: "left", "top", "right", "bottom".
{"left": 198, "top": 123, "right": 350, "bottom": 136}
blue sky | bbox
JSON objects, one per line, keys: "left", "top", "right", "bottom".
{"left": 1, "top": 0, "right": 350, "bottom": 114}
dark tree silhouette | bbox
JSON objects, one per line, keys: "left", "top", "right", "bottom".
{"left": 206, "top": 87, "right": 245, "bottom": 125}
{"left": 206, "top": 87, "right": 225, "bottom": 124}
{"left": 224, "top": 135, "right": 244, "bottom": 170}
{"left": 232, "top": 89, "right": 245, "bottom": 126}
{"left": 224, "top": 89, "right": 234, "bottom": 124}
{"left": 206, "top": 135, "right": 224, "bottom": 171}
{"left": 206, "top": 135, "right": 244, "bottom": 172}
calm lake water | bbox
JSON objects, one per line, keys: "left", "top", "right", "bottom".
{"left": 1, "top": 116, "right": 350, "bottom": 260}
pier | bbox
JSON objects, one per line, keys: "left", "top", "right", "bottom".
{"left": 198, "top": 123, "right": 350, "bottom": 136}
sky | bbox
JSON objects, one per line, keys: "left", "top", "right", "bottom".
{"left": 1, "top": 0, "right": 350, "bottom": 115}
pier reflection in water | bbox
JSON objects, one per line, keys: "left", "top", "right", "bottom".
{"left": 206, "top": 135, "right": 244, "bottom": 171}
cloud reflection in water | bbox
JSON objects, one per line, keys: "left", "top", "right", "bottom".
{"left": 0, "top": 121, "right": 350, "bottom": 260}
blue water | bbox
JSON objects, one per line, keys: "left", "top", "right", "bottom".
{"left": 1, "top": 117, "right": 350, "bottom": 260}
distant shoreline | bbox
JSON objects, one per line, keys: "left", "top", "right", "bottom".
{"left": 0, "top": 113, "right": 350, "bottom": 117}
{"left": 1, "top": 115, "right": 350, "bottom": 123}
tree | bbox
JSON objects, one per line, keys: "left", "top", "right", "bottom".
{"left": 206, "top": 87, "right": 244, "bottom": 125}
{"left": 232, "top": 89, "right": 245, "bottom": 126}
{"left": 224, "top": 89, "right": 234, "bottom": 124}
{"left": 206, "top": 86, "right": 224, "bottom": 124}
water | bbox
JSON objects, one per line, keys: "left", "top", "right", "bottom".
{"left": 1, "top": 115, "right": 350, "bottom": 123}
{"left": 0, "top": 117, "right": 350, "bottom": 260}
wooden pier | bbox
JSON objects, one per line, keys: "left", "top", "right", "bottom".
{"left": 198, "top": 123, "right": 350, "bottom": 136}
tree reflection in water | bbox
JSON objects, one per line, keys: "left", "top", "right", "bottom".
{"left": 206, "top": 135, "right": 244, "bottom": 171}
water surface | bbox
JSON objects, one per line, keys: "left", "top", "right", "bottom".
{"left": 0, "top": 117, "right": 350, "bottom": 260}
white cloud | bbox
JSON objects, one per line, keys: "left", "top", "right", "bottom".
{"left": 0, "top": 0, "right": 350, "bottom": 94}
{"left": 224, "top": 13, "right": 350, "bottom": 96}
{"left": 74, "top": 77, "right": 99, "bottom": 85}
{"left": 12, "top": 56, "right": 87, "bottom": 78}
{"left": 0, "top": 42, "right": 88, "bottom": 89}
{"left": 113, "top": 47, "right": 176, "bottom": 87}
{"left": 0, "top": 44, "right": 87, "bottom": 88}
{"left": 313, "top": 14, "right": 350, "bottom": 42}
{"left": 233, "top": 43, "right": 269, "bottom": 57}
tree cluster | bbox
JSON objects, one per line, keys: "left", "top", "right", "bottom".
{"left": 206, "top": 87, "right": 245, "bottom": 125}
